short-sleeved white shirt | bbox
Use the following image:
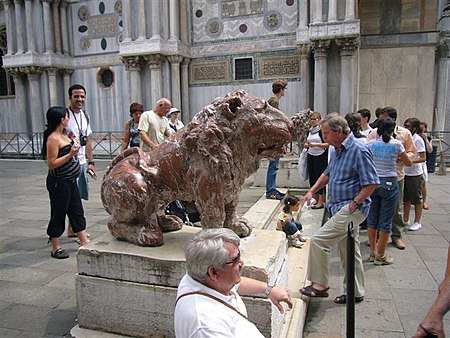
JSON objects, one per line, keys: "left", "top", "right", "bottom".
{"left": 138, "top": 110, "right": 170, "bottom": 151}
{"left": 174, "top": 274, "right": 264, "bottom": 338}
{"left": 404, "top": 133, "right": 425, "bottom": 176}
{"left": 66, "top": 109, "right": 92, "bottom": 164}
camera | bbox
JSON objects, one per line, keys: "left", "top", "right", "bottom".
{"left": 79, "top": 134, "right": 87, "bottom": 146}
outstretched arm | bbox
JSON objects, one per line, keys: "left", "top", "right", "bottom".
{"left": 413, "top": 247, "right": 450, "bottom": 338}
{"left": 238, "top": 277, "right": 293, "bottom": 314}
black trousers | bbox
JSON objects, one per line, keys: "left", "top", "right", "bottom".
{"left": 307, "top": 151, "right": 328, "bottom": 195}
{"left": 46, "top": 175, "right": 86, "bottom": 238}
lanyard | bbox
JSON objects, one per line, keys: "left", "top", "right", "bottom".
{"left": 69, "top": 109, "right": 83, "bottom": 134}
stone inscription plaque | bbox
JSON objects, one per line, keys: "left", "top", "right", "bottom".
{"left": 190, "top": 61, "right": 230, "bottom": 84}
{"left": 258, "top": 56, "right": 301, "bottom": 79}
{"left": 88, "top": 14, "right": 118, "bottom": 39}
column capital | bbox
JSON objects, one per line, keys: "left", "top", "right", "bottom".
{"left": 297, "top": 43, "right": 312, "bottom": 58}
{"left": 14, "top": 0, "right": 24, "bottom": 4}
{"left": 52, "top": 0, "right": 61, "bottom": 6}
{"left": 313, "top": 40, "right": 331, "bottom": 59}
{"left": 181, "top": 57, "right": 190, "bottom": 66}
{"left": 167, "top": 55, "right": 183, "bottom": 64}
{"left": 8, "top": 67, "right": 25, "bottom": 79}
{"left": 20, "top": 66, "right": 43, "bottom": 78}
{"left": 41, "top": 0, "right": 52, "bottom": 3}
{"left": 143, "top": 54, "right": 165, "bottom": 67}
{"left": 4, "top": 0, "right": 14, "bottom": 5}
{"left": 60, "top": 0, "right": 69, "bottom": 8}
{"left": 46, "top": 67, "right": 58, "bottom": 75}
{"left": 336, "top": 38, "right": 359, "bottom": 56}
{"left": 62, "top": 68, "right": 74, "bottom": 76}
{"left": 121, "top": 56, "right": 143, "bottom": 71}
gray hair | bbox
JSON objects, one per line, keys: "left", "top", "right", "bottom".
{"left": 321, "top": 115, "right": 350, "bottom": 135}
{"left": 185, "top": 228, "right": 240, "bottom": 282}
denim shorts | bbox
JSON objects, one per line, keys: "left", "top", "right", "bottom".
{"left": 367, "top": 177, "right": 399, "bottom": 233}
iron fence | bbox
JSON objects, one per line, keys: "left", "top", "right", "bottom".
{"left": 1, "top": 131, "right": 450, "bottom": 164}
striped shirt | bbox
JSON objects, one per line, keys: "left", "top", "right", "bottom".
{"left": 49, "top": 144, "right": 80, "bottom": 181}
{"left": 324, "top": 134, "right": 380, "bottom": 217}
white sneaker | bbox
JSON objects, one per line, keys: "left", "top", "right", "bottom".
{"left": 298, "top": 235, "right": 308, "bottom": 242}
{"left": 289, "top": 238, "right": 304, "bottom": 248}
{"left": 408, "top": 222, "right": 422, "bottom": 231}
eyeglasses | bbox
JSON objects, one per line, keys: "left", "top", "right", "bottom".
{"left": 225, "top": 251, "right": 241, "bottom": 266}
{"left": 404, "top": 124, "right": 411, "bottom": 128}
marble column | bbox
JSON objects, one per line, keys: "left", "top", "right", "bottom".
{"left": 62, "top": 68, "right": 74, "bottom": 106}
{"left": 311, "top": 0, "right": 322, "bottom": 23}
{"left": 60, "top": 1, "right": 69, "bottom": 54}
{"left": 14, "top": 0, "right": 25, "bottom": 53}
{"left": 345, "top": 0, "right": 356, "bottom": 20}
{"left": 328, "top": 0, "right": 337, "bottom": 22}
{"left": 20, "top": 66, "right": 44, "bottom": 133}
{"left": 169, "top": 0, "right": 179, "bottom": 41}
{"left": 52, "top": 0, "right": 62, "bottom": 53}
{"left": 336, "top": 38, "right": 358, "bottom": 115}
{"left": 47, "top": 68, "right": 58, "bottom": 106}
{"left": 179, "top": 0, "right": 188, "bottom": 44}
{"left": 24, "top": 0, "right": 36, "bottom": 52}
{"left": 180, "top": 58, "right": 190, "bottom": 123}
{"left": 122, "top": 56, "right": 143, "bottom": 103}
{"left": 298, "top": 44, "right": 312, "bottom": 110}
{"left": 313, "top": 40, "right": 330, "bottom": 114}
{"left": 122, "top": 0, "right": 131, "bottom": 42}
{"left": 150, "top": 0, "right": 161, "bottom": 39}
{"left": 435, "top": 40, "right": 450, "bottom": 131}
{"left": 9, "top": 68, "right": 27, "bottom": 131}
{"left": 42, "top": 0, "right": 54, "bottom": 52}
{"left": 4, "top": 0, "right": 14, "bottom": 54}
{"left": 168, "top": 55, "right": 183, "bottom": 109}
{"left": 144, "top": 54, "right": 164, "bottom": 104}
{"left": 137, "top": 0, "right": 146, "bottom": 40}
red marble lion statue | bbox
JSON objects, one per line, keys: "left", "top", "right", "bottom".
{"left": 101, "top": 90, "right": 310, "bottom": 246}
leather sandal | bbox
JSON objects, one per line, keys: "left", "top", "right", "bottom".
{"left": 51, "top": 248, "right": 69, "bottom": 259}
{"left": 299, "top": 284, "right": 330, "bottom": 298}
{"left": 334, "top": 294, "right": 364, "bottom": 304}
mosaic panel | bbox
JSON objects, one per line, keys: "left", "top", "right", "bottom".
{"left": 190, "top": 60, "right": 231, "bottom": 84}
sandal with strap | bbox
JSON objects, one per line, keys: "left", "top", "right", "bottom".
{"left": 299, "top": 284, "right": 330, "bottom": 298}
{"left": 51, "top": 248, "right": 69, "bottom": 259}
{"left": 334, "top": 294, "right": 364, "bottom": 304}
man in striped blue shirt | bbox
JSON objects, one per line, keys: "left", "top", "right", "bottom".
{"left": 300, "top": 115, "right": 379, "bottom": 304}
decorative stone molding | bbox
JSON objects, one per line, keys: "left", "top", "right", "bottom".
{"left": 313, "top": 40, "right": 331, "bottom": 58}
{"left": 189, "top": 60, "right": 230, "bottom": 84}
{"left": 8, "top": 67, "right": 25, "bottom": 79}
{"left": 46, "top": 67, "right": 58, "bottom": 75}
{"left": 258, "top": 55, "right": 301, "bottom": 80}
{"left": 114, "top": 0, "right": 122, "bottom": 15}
{"left": 336, "top": 38, "right": 359, "bottom": 56}
{"left": 309, "top": 20, "right": 360, "bottom": 41}
{"left": 121, "top": 56, "right": 143, "bottom": 71}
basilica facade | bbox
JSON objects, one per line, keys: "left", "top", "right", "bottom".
{"left": 0, "top": 0, "right": 449, "bottom": 136}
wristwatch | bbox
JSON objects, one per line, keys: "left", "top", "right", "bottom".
{"left": 352, "top": 199, "right": 361, "bottom": 206}
{"left": 88, "top": 161, "right": 95, "bottom": 166}
{"left": 264, "top": 282, "right": 275, "bottom": 297}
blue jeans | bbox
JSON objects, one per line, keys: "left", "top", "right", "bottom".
{"left": 283, "top": 221, "right": 302, "bottom": 236}
{"left": 77, "top": 163, "right": 89, "bottom": 201}
{"left": 266, "top": 158, "right": 280, "bottom": 195}
{"left": 367, "top": 177, "right": 399, "bottom": 233}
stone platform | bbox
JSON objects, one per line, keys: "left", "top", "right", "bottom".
{"left": 75, "top": 227, "right": 289, "bottom": 338}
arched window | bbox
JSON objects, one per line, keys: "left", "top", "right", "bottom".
{"left": 0, "top": 26, "right": 15, "bottom": 97}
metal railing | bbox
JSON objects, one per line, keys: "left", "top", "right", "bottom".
{"left": 1, "top": 131, "right": 450, "bottom": 162}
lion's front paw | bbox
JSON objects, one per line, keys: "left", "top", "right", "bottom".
{"left": 157, "top": 214, "right": 184, "bottom": 233}
{"left": 226, "top": 216, "right": 253, "bottom": 237}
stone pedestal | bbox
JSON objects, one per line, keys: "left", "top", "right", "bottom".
{"left": 76, "top": 227, "right": 289, "bottom": 338}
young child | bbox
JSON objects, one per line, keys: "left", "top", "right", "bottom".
{"left": 277, "top": 195, "right": 307, "bottom": 248}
